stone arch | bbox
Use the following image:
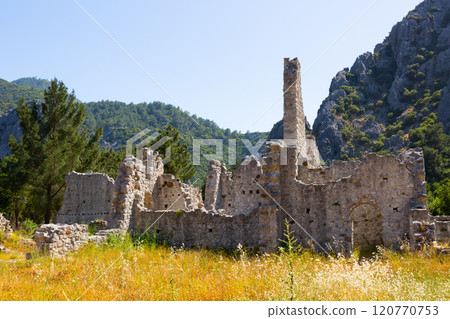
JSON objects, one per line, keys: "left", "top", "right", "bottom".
{"left": 349, "top": 202, "right": 383, "bottom": 249}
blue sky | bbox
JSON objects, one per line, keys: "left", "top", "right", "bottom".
{"left": 1, "top": 0, "right": 422, "bottom": 132}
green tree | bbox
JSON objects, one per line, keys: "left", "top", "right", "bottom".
{"left": 429, "top": 179, "right": 450, "bottom": 216}
{"left": 9, "top": 80, "right": 103, "bottom": 223}
{"left": 148, "top": 125, "right": 195, "bottom": 182}
{"left": 409, "top": 117, "right": 450, "bottom": 188}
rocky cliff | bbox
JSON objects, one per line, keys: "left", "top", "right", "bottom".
{"left": 268, "top": 0, "right": 449, "bottom": 164}
{"left": 311, "top": 0, "right": 449, "bottom": 163}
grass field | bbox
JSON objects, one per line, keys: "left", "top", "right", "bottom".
{"left": 0, "top": 232, "right": 449, "bottom": 301}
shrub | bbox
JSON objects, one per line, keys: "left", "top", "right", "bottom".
{"left": 340, "top": 85, "right": 356, "bottom": 94}
{"left": 341, "top": 125, "right": 353, "bottom": 141}
{"left": 431, "top": 89, "right": 441, "bottom": 102}
{"left": 366, "top": 115, "right": 376, "bottom": 122}
{"left": 23, "top": 219, "right": 38, "bottom": 235}
{"left": 348, "top": 104, "right": 360, "bottom": 115}
{"left": 402, "top": 88, "right": 417, "bottom": 101}
{"left": 416, "top": 72, "right": 426, "bottom": 81}
{"left": 429, "top": 179, "right": 450, "bottom": 215}
{"left": 404, "top": 112, "right": 417, "bottom": 125}
{"left": 414, "top": 54, "right": 425, "bottom": 63}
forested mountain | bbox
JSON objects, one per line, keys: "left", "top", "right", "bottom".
{"left": 0, "top": 78, "right": 43, "bottom": 113}
{"left": 0, "top": 79, "right": 267, "bottom": 182}
{"left": 82, "top": 100, "right": 267, "bottom": 181}
{"left": 12, "top": 77, "right": 50, "bottom": 91}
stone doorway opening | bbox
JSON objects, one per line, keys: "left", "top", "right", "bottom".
{"left": 350, "top": 203, "right": 383, "bottom": 250}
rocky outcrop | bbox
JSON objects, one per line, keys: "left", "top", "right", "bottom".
{"left": 0, "top": 110, "right": 21, "bottom": 157}
{"left": 311, "top": 0, "right": 450, "bottom": 163}
{"left": 0, "top": 213, "right": 13, "bottom": 236}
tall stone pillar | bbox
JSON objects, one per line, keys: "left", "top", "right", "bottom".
{"left": 283, "top": 58, "right": 307, "bottom": 159}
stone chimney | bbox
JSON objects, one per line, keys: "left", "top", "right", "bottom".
{"left": 283, "top": 58, "right": 307, "bottom": 159}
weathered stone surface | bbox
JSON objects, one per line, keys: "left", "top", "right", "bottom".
{"left": 205, "top": 156, "right": 263, "bottom": 215}
{"left": 55, "top": 171, "right": 114, "bottom": 224}
{"left": 433, "top": 216, "right": 450, "bottom": 242}
{"left": 34, "top": 224, "right": 88, "bottom": 257}
{"left": 0, "top": 213, "right": 12, "bottom": 236}
{"left": 410, "top": 221, "right": 436, "bottom": 251}
{"left": 131, "top": 206, "right": 279, "bottom": 252}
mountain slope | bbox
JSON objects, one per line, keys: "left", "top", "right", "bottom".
{"left": 312, "top": 0, "right": 449, "bottom": 163}
{"left": 0, "top": 78, "right": 43, "bottom": 113}
{"left": 12, "top": 77, "right": 50, "bottom": 91}
{"left": 0, "top": 79, "right": 268, "bottom": 181}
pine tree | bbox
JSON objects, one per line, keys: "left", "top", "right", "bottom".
{"left": 9, "top": 80, "right": 103, "bottom": 223}
{"left": 148, "top": 125, "right": 195, "bottom": 182}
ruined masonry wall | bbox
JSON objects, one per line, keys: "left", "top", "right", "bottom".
{"left": 279, "top": 148, "right": 428, "bottom": 251}
{"left": 131, "top": 206, "right": 278, "bottom": 251}
{"left": 0, "top": 213, "right": 12, "bottom": 235}
{"left": 434, "top": 216, "right": 450, "bottom": 242}
{"left": 283, "top": 58, "right": 307, "bottom": 158}
{"left": 204, "top": 156, "right": 264, "bottom": 216}
{"left": 152, "top": 174, "right": 203, "bottom": 211}
{"left": 35, "top": 224, "right": 88, "bottom": 257}
{"left": 55, "top": 172, "right": 114, "bottom": 224}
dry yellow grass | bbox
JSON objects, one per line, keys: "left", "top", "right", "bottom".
{"left": 0, "top": 235, "right": 449, "bottom": 301}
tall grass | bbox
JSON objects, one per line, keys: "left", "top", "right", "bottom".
{"left": 0, "top": 233, "right": 449, "bottom": 301}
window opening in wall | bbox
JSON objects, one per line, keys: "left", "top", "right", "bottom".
{"left": 164, "top": 204, "right": 168, "bottom": 209}
{"left": 306, "top": 208, "right": 310, "bottom": 214}
{"left": 250, "top": 190, "right": 253, "bottom": 194}
{"left": 383, "top": 177, "right": 388, "bottom": 182}
{"left": 228, "top": 204, "right": 231, "bottom": 207}
{"left": 393, "top": 207, "right": 398, "bottom": 212}
{"left": 289, "top": 220, "right": 295, "bottom": 224}
{"left": 208, "top": 228, "right": 213, "bottom": 233}
{"left": 256, "top": 190, "right": 260, "bottom": 194}
{"left": 242, "top": 190, "right": 245, "bottom": 194}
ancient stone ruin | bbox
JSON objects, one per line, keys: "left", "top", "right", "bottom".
{"left": 0, "top": 213, "right": 12, "bottom": 237}
{"left": 37, "top": 58, "right": 449, "bottom": 256}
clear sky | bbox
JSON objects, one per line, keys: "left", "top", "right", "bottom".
{"left": 1, "top": 0, "right": 423, "bottom": 132}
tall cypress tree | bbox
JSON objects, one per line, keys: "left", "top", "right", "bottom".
{"left": 9, "top": 80, "right": 103, "bottom": 223}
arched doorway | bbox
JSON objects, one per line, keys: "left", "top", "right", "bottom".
{"left": 350, "top": 203, "right": 383, "bottom": 249}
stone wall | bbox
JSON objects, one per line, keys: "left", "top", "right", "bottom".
{"left": 277, "top": 147, "right": 429, "bottom": 252}
{"left": 0, "top": 213, "right": 12, "bottom": 236}
{"left": 57, "top": 148, "right": 204, "bottom": 231}
{"left": 56, "top": 172, "right": 114, "bottom": 224}
{"left": 131, "top": 206, "right": 278, "bottom": 252}
{"left": 204, "top": 156, "right": 264, "bottom": 215}
{"left": 434, "top": 216, "right": 450, "bottom": 243}
{"left": 410, "top": 221, "right": 436, "bottom": 251}
{"left": 283, "top": 58, "right": 307, "bottom": 158}
{"left": 152, "top": 174, "right": 203, "bottom": 211}
{"left": 109, "top": 149, "right": 164, "bottom": 230}
{"left": 34, "top": 224, "right": 88, "bottom": 257}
